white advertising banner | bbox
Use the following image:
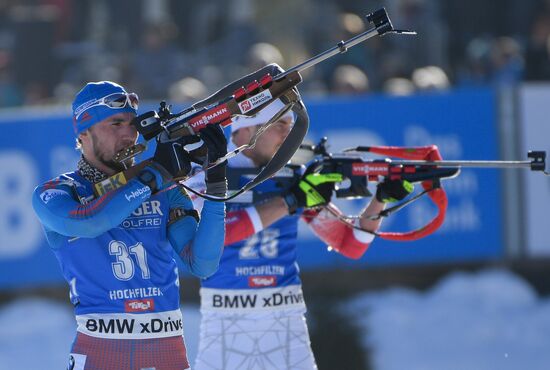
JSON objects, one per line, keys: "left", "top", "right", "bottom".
{"left": 520, "top": 84, "right": 550, "bottom": 256}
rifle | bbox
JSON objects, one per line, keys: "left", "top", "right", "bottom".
{"left": 226, "top": 137, "right": 547, "bottom": 241}
{"left": 93, "top": 8, "right": 416, "bottom": 200}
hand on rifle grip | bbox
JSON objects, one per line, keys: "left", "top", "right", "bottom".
{"left": 150, "top": 132, "right": 195, "bottom": 182}
{"left": 199, "top": 125, "right": 228, "bottom": 196}
{"left": 283, "top": 169, "right": 342, "bottom": 214}
{"left": 375, "top": 179, "right": 414, "bottom": 203}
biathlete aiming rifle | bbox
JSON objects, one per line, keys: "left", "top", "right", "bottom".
{"left": 226, "top": 138, "right": 547, "bottom": 242}
{"left": 93, "top": 8, "right": 416, "bottom": 200}
{"left": 317, "top": 139, "right": 547, "bottom": 241}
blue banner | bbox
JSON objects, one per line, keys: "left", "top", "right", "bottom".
{"left": 0, "top": 108, "right": 76, "bottom": 288}
{"left": 297, "top": 88, "right": 502, "bottom": 268}
{"left": 0, "top": 88, "right": 502, "bottom": 289}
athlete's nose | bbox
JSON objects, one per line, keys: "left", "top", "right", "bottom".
{"left": 120, "top": 114, "right": 139, "bottom": 142}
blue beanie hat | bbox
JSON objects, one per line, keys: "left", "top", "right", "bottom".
{"left": 72, "top": 81, "right": 138, "bottom": 136}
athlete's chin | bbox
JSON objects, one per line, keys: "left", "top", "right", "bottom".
{"left": 108, "top": 162, "right": 126, "bottom": 172}
{"left": 101, "top": 157, "right": 127, "bottom": 172}
{"left": 273, "top": 142, "right": 284, "bottom": 154}
{"left": 256, "top": 152, "right": 274, "bottom": 167}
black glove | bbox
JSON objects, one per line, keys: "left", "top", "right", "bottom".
{"left": 283, "top": 165, "right": 342, "bottom": 214}
{"left": 199, "top": 124, "right": 228, "bottom": 196}
{"left": 136, "top": 166, "right": 165, "bottom": 193}
{"left": 138, "top": 133, "right": 196, "bottom": 193}
{"left": 375, "top": 179, "right": 414, "bottom": 203}
{"left": 152, "top": 132, "right": 196, "bottom": 178}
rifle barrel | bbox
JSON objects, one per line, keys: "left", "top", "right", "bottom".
{"left": 393, "top": 160, "right": 535, "bottom": 169}
{"left": 277, "top": 27, "right": 380, "bottom": 79}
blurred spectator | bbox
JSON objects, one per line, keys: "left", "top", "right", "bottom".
{"left": 383, "top": 77, "right": 415, "bottom": 96}
{"left": 314, "top": 11, "right": 378, "bottom": 89}
{"left": 168, "top": 77, "right": 208, "bottom": 102}
{"left": 0, "top": 49, "right": 23, "bottom": 107}
{"left": 525, "top": 12, "right": 550, "bottom": 80}
{"left": 128, "top": 21, "right": 186, "bottom": 100}
{"left": 456, "top": 36, "right": 493, "bottom": 86}
{"left": 411, "top": 65, "right": 450, "bottom": 91}
{"left": 169, "top": 0, "right": 258, "bottom": 83}
{"left": 386, "top": 0, "right": 448, "bottom": 74}
{"left": 10, "top": 2, "right": 61, "bottom": 104}
{"left": 246, "top": 42, "right": 285, "bottom": 72}
{"left": 330, "top": 64, "right": 369, "bottom": 95}
{"left": 52, "top": 81, "right": 78, "bottom": 105}
{"left": 301, "top": 78, "right": 330, "bottom": 97}
{"left": 489, "top": 36, "right": 524, "bottom": 85}
{"left": 378, "top": 50, "right": 412, "bottom": 85}
{"left": 23, "top": 81, "right": 50, "bottom": 105}
{"left": 0, "top": 0, "right": 549, "bottom": 105}
{"left": 458, "top": 36, "right": 524, "bottom": 87}
{"left": 195, "top": 65, "right": 224, "bottom": 94}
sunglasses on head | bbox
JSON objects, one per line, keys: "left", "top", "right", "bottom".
{"left": 74, "top": 92, "right": 139, "bottom": 120}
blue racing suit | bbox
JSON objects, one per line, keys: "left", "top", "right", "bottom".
{"left": 32, "top": 165, "right": 225, "bottom": 370}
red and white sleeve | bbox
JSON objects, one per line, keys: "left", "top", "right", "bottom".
{"left": 224, "top": 206, "right": 264, "bottom": 245}
{"left": 302, "top": 207, "right": 375, "bottom": 259}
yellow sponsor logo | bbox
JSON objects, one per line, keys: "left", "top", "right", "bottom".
{"left": 94, "top": 172, "right": 127, "bottom": 196}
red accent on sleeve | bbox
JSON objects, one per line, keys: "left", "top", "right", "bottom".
{"left": 303, "top": 208, "right": 371, "bottom": 260}
{"left": 336, "top": 229, "right": 371, "bottom": 259}
{"left": 301, "top": 209, "right": 321, "bottom": 224}
{"left": 225, "top": 209, "right": 255, "bottom": 245}
{"left": 68, "top": 191, "right": 116, "bottom": 218}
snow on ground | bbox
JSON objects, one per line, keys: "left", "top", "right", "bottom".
{"left": 346, "top": 269, "right": 550, "bottom": 370}
{"left": 1, "top": 269, "right": 549, "bottom": 370}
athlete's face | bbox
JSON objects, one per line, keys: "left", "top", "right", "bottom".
{"left": 246, "top": 116, "right": 293, "bottom": 167}
{"left": 80, "top": 112, "right": 138, "bottom": 172}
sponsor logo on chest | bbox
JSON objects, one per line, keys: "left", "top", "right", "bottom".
{"left": 211, "top": 290, "right": 304, "bottom": 309}
{"left": 77, "top": 310, "right": 183, "bottom": 339}
{"left": 39, "top": 189, "right": 68, "bottom": 204}
{"left": 235, "top": 264, "right": 285, "bottom": 276}
{"left": 121, "top": 200, "right": 164, "bottom": 229}
{"left": 202, "top": 287, "right": 306, "bottom": 311}
{"left": 131, "top": 200, "right": 164, "bottom": 216}
{"left": 124, "top": 185, "right": 149, "bottom": 202}
{"left": 125, "top": 298, "right": 155, "bottom": 312}
{"left": 248, "top": 275, "right": 277, "bottom": 287}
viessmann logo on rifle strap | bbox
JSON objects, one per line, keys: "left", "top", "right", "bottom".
{"left": 188, "top": 105, "right": 231, "bottom": 130}
{"left": 352, "top": 162, "right": 390, "bottom": 176}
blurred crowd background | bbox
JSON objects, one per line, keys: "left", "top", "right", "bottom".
{"left": 1, "top": 0, "right": 550, "bottom": 107}
{"left": 1, "top": 2, "right": 550, "bottom": 369}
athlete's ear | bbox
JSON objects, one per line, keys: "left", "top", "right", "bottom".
{"left": 78, "top": 128, "right": 93, "bottom": 150}
{"left": 78, "top": 131, "right": 88, "bottom": 144}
